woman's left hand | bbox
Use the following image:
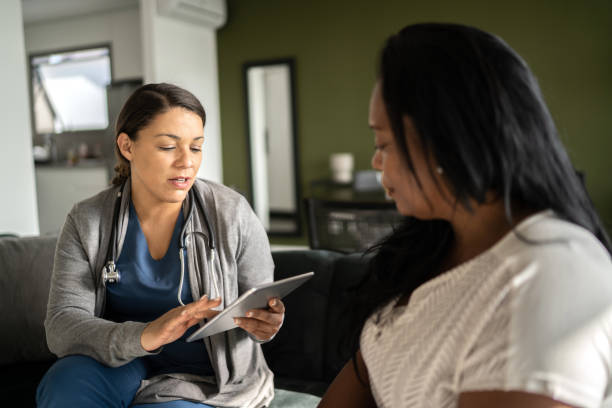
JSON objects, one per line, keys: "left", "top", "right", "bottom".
{"left": 234, "top": 297, "right": 285, "bottom": 341}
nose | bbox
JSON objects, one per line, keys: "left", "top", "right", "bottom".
{"left": 176, "top": 146, "right": 194, "bottom": 168}
{"left": 371, "top": 149, "right": 382, "bottom": 171}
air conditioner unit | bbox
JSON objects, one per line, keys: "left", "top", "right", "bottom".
{"left": 156, "top": 0, "right": 227, "bottom": 29}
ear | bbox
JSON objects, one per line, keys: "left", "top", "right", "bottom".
{"left": 117, "top": 132, "right": 134, "bottom": 162}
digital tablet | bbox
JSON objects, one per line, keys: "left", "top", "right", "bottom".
{"left": 186, "top": 271, "right": 314, "bottom": 342}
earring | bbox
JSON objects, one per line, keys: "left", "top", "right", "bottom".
{"left": 436, "top": 166, "right": 444, "bottom": 175}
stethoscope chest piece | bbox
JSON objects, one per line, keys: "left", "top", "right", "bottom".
{"left": 103, "top": 261, "right": 120, "bottom": 284}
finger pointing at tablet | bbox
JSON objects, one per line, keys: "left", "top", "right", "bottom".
{"left": 141, "top": 295, "right": 222, "bottom": 352}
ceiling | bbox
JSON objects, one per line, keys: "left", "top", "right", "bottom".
{"left": 21, "top": 0, "right": 138, "bottom": 25}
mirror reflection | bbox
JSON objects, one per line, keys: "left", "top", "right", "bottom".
{"left": 244, "top": 58, "right": 301, "bottom": 236}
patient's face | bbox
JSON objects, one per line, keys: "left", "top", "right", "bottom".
{"left": 369, "top": 83, "right": 453, "bottom": 219}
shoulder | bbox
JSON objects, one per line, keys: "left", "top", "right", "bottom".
{"left": 490, "top": 212, "right": 612, "bottom": 331}
{"left": 191, "top": 178, "right": 261, "bottom": 241}
{"left": 494, "top": 212, "right": 612, "bottom": 301}
{"left": 192, "top": 178, "right": 251, "bottom": 214}
{"left": 459, "top": 212, "right": 612, "bottom": 405}
{"left": 491, "top": 213, "right": 612, "bottom": 394}
{"left": 191, "top": 179, "right": 272, "bottom": 273}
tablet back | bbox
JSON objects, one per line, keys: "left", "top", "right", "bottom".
{"left": 186, "top": 272, "right": 314, "bottom": 341}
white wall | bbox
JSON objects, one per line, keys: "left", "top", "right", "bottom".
{"left": 24, "top": 7, "right": 142, "bottom": 80}
{"left": 140, "top": 0, "right": 224, "bottom": 184}
{"left": 36, "top": 166, "right": 108, "bottom": 235}
{"left": 0, "top": 0, "right": 39, "bottom": 236}
{"left": 247, "top": 68, "right": 270, "bottom": 228}
{"left": 265, "top": 66, "right": 295, "bottom": 212}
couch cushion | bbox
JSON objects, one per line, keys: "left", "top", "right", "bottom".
{"left": 268, "top": 387, "right": 321, "bottom": 408}
{"left": 273, "top": 376, "right": 328, "bottom": 398}
{"left": 0, "top": 361, "right": 53, "bottom": 407}
{"left": 0, "top": 236, "right": 58, "bottom": 365}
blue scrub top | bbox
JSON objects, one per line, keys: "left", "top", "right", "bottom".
{"left": 105, "top": 203, "right": 213, "bottom": 377}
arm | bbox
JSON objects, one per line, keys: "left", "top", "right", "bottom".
{"left": 318, "top": 351, "right": 377, "bottom": 408}
{"left": 45, "top": 211, "right": 151, "bottom": 366}
{"left": 234, "top": 196, "right": 275, "bottom": 291}
{"left": 45, "top": 210, "right": 221, "bottom": 364}
{"left": 459, "top": 391, "right": 574, "bottom": 408}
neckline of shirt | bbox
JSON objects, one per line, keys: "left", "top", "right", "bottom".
{"left": 129, "top": 202, "right": 184, "bottom": 263}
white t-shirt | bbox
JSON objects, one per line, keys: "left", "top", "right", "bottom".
{"left": 361, "top": 210, "right": 612, "bottom": 408}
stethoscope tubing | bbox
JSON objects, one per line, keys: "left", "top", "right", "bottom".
{"left": 103, "top": 181, "right": 218, "bottom": 306}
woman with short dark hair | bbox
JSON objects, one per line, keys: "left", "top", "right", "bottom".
{"left": 37, "top": 83, "right": 283, "bottom": 407}
{"left": 320, "top": 23, "right": 612, "bottom": 408}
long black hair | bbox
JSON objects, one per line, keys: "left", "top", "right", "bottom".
{"left": 345, "top": 22, "right": 611, "bottom": 368}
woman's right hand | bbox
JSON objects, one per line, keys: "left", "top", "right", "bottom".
{"left": 140, "top": 295, "right": 222, "bottom": 351}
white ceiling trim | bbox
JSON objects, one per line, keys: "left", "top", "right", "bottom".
{"left": 21, "top": 0, "right": 139, "bottom": 25}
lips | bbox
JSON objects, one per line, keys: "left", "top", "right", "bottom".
{"left": 169, "top": 177, "right": 191, "bottom": 189}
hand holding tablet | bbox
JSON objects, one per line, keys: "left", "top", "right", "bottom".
{"left": 186, "top": 271, "right": 314, "bottom": 342}
{"left": 233, "top": 294, "right": 285, "bottom": 342}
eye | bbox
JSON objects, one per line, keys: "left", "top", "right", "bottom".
{"left": 190, "top": 146, "right": 202, "bottom": 153}
{"left": 374, "top": 143, "right": 387, "bottom": 152}
{"left": 158, "top": 146, "right": 175, "bottom": 151}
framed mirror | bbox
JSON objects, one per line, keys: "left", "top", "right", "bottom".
{"left": 243, "top": 58, "right": 301, "bottom": 236}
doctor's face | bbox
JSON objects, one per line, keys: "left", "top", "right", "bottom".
{"left": 118, "top": 107, "right": 204, "bottom": 206}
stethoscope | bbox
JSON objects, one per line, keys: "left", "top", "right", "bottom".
{"left": 102, "top": 181, "right": 219, "bottom": 306}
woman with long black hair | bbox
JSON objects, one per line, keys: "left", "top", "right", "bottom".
{"left": 319, "top": 23, "right": 612, "bottom": 408}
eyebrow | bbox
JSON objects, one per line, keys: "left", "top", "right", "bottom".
{"left": 154, "top": 133, "right": 204, "bottom": 141}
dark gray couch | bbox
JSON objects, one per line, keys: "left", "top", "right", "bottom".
{"left": 0, "top": 235, "right": 369, "bottom": 407}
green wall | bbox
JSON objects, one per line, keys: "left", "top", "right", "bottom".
{"left": 217, "top": 0, "right": 612, "bottom": 244}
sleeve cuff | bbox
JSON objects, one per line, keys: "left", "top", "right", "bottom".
{"left": 249, "top": 332, "right": 276, "bottom": 344}
{"left": 123, "top": 321, "right": 163, "bottom": 356}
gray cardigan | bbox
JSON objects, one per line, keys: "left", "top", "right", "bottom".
{"left": 44, "top": 179, "right": 275, "bottom": 407}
